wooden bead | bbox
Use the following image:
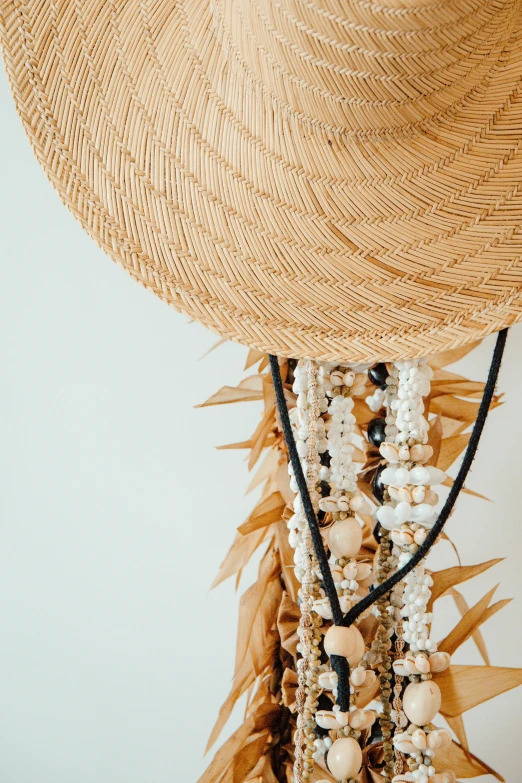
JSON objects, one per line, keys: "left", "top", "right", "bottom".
{"left": 327, "top": 737, "right": 363, "bottom": 780}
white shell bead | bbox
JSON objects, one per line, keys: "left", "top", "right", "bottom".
{"left": 394, "top": 739, "right": 416, "bottom": 755}
{"left": 415, "top": 654, "right": 431, "bottom": 674}
{"left": 398, "top": 445, "right": 410, "bottom": 461}
{"left": 316, "top": 710, "right": 341, "bottom": 730}
{"left": 313, "top": 597, "right": 333, "bottom": 619}
{"left": 411, "top": 728, "right": 427, "bottom": 750}
{"left": 428, "top": 651, "right": 451, "bottom": 672}
{"left": 319, "top": 496, "right": 340, "bottom": 513}
{"left": 409, "top": 466, "right": 430, "bottom": 485}
{"left": 395, "top": 467, "right": 410, "bottom": 485}
{"left": 393, "top": 659, "right": 410, "bottom": 677}
{"left": 426, "top": 466, "right": 446, "bottom": 485}
{"left": 381, "top": 467, "right": 398, "bottom": 485}
{"left": 395, "top": 501, "right": 412, "bottom": 524}
{"left": 350, "top": 666, "right": 367, "bottom": 687}
{"left": 411, "top": 485, "right": 426, "bottom": 503}
{"left": 376, "top": 504, "right": 397, "bottom": 530}
{"left": 343, "top": 563, "right": 358, "bottom": 580}
{"left": 429, "top": 729, "right": 452, "bottom": 750}
{"left": 411, "top": 503, "right": 435, "bottom": 523}
{"left": 355, "top": 562, "right": 373, "bottom": 581}
{"left": 380, "top": 442, "right": 399, "bottom": 463}
{"left": 318, "top": 671, "right": 337, "bottom": 690}
{"left": 348, "top": 709, "right": 376, "bottom": 730}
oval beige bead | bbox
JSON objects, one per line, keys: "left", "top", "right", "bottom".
{"left": 403, "top": 681, "right": 442, "bottom": 726}
{"left": 327, "top": 737, "right": 363, "bottom": 780}
{"left": 324, "top": 625, "right": 357, "bottom": 658}
{"left": 327, "top": 517, "right": 362, "bottom": 559}
{"left": 347, "top": 626, "right": 366, "bottom": 667}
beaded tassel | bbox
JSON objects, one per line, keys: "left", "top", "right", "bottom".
{"left": 289, "top": 362, "right": 378, "bottom": 782}
{"left": 288, "top": 360, "right": 325, "bottom": 783}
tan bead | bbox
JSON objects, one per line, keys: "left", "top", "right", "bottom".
{"left": 327, "top": 517, "right": 362, "bottom": 559}
{"left": 323, "top": 625, "right": 357, "bottom": 658}
{"left": 403, "top": 681, "right": 442, "bottom": 726}
{"left": 327, "top": 737, "right": 363, "bottom": 780}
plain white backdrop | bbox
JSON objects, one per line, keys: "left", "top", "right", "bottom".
{"left": 1, "top": 63, "right": 521, "bottom": 783}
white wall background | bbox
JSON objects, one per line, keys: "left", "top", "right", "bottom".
{"left": 1, "top": 64, "right": 521, "bottom": 783}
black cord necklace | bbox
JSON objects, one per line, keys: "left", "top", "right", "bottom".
{"left": 269, "top": 329, "right": 507, "bottom": 712}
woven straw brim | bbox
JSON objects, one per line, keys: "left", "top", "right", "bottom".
{"left": 1, "top": 0, "right": 522, "bottom": 361}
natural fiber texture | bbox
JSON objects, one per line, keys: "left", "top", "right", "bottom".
{"left": 2, "top": 1, "right": 522, "bottom": 361}
{"left": 196, "top": 339, "right": 521, "bottom": 783}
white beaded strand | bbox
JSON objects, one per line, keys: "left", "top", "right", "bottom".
{"left": 376, "top": 359, "right": 455, "bottom": 783}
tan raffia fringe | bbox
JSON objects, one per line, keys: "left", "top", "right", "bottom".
{"left": 2, "top": 0, "right": 522, "bottom": 361}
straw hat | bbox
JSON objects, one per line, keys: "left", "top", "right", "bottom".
{"left": 1, "top": 1, "right": 522, "bottom": 361}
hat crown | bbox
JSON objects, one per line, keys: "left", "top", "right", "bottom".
{"left": 216, "top": 0, "right": 521, "bottom": 133}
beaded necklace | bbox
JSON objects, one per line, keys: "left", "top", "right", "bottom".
{"left": 269, "top": 328, "right": 507, "bottom": 783}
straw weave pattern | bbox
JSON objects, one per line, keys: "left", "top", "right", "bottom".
{"left": 1, "top": 0, "right": 522, "bottom": 361}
